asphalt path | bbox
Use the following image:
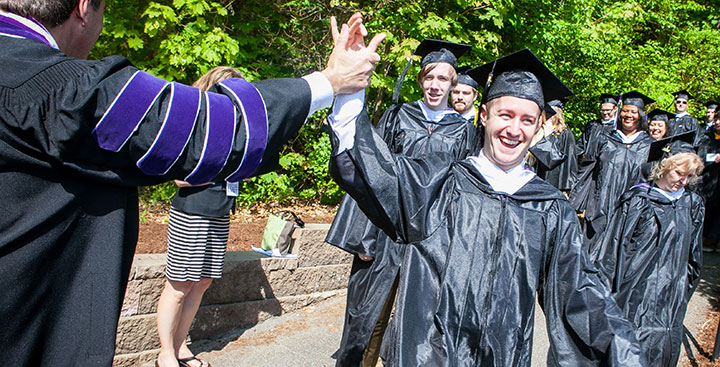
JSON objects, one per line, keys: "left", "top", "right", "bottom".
{"left": 157, "top": 252, "right": 720, "bottom": 366}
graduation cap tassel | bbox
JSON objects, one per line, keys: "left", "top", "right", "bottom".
{"left": 392, "top": 57, "right": 413, "bottom": 104}
{"left": 613, "top": 93, "right": 623, "bottom": 130}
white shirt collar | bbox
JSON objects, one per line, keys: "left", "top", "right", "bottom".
{"left": 652, "top": 187, "right": 685, "bottom": 201}
{"left": 0, "top": 10, "right": 59, "bottom": 49}
{"left": 418, "top": 100, "right": 457, "bottom": 123}
{"left": 460, "top": 107, "right": 476, "bottom": 121}
{"left": 601, "top": 118, "right": 615, "bottom": 125}
{"left": 467, "top": 149, "right": 536, "bottom": 195}
{"left": 675, "top": 111, "right": 688, "bottom": 118}
{"left": 616, "top": 129, "right": 642, "bottom": 143}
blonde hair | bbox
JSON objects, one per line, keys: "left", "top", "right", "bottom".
{"left": 416, "top": 62, "right": 458, "bottom": 89}
{"left": 526, "top": 106, "right": 564, "bottom": 166}
{"left": 192, "top": 66, "right": 244, "bottom": 91}
{"left": 650, "top": 152, "right": 704, "bottom": 186}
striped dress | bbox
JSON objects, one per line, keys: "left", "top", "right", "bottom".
{"left": 165, "top": 207, "right": 229, "bottom": 281}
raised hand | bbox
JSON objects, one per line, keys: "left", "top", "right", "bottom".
{"left": 322, "top": 13, "right": 386, "bottom": 95}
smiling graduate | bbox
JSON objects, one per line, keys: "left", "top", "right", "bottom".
{"left": 326, "top": 48, "right": 646, "bottom": 366}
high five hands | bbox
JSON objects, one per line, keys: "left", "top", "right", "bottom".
{"left": 322, "top": 13, "right": 386, "bottom": 95}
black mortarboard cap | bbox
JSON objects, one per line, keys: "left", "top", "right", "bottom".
{"left": 467, "top": 48, "right": 573, "bottom": 110}
{"left": 672, "top": 89, "right": 693, "bottom": 101}
{"left": 647, "top": 130, "right": 696, "bottom": 162}
{"left": 705, "top": 100, "right": 719, "bottom": 109}
{"left": 599, "top": 93, "right": 620, "bottom": 105}
{"left": 456, "top": 66, "right": 478, "bottom": 89}
{"left": 392, "top": 39, "right": 472, "bottom": 103}
{"left": 414, "top": 39, "right": 471, "bottom": 68}
{"left": 621, "top": 91, "right": 654, "bottom": 110}
{"left": 544, "top": 104, "right": 558, "bottom": 119}
{"left": 547, "top": 98, "right": 568, "bottom": 109}
{"left": 647, "top": 108, "right": 675, "bottom": 123}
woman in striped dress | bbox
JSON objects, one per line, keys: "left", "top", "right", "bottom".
{"left": 155, "top": 67, "right": 244, "bottom": 367}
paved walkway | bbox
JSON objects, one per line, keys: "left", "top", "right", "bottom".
{"left": 176, "top": 252, "right": 720, "bottom": 366}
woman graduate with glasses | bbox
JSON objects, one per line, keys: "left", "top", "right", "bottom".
{"left": 570, "top": 91, "right": 655, "bottom": 244}
{"left": 591, "top": 136, "right": 704, "bottom": 366}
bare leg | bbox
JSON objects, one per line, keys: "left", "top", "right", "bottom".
{"left": 156, "top": 279, "right": 194, "bottom": 367}
{"left": 175, "top": 278, "right": 213, "bottom": 367}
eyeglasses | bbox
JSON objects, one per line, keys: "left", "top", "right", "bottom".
{"left": 675, "top": 100, "right": 688, "bottom": 105}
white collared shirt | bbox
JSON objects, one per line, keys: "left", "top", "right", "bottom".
{"left": 616, "top": 129, "right": 642, "bottom": 143}
{"left": 467, "top": 150, "right": 536, "bottom": 195}
{"left": 652, "top": 186, "right": 685, "bottom": 201}
{"left": 418, "top": 100, "right": 458, "bottom": 122}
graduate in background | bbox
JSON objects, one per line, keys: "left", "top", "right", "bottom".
{"left": 577, "top": 93, "right": 619, "bottom": 159}
{"left": 328, "top": 48, "right": 646, "bottom": 366}
{"left": 326, "top": 39, "right": 476, "bottom": 367}
{"left": 702, "top": 100, "right": 718, "bottom": 132}
{"left": 570, "top": 91, "right": 654, "bottom": 244}
{"left": 526, "top": 99, "right": 578, "bottom": 195}
{"left": 670, "top": 89, "right": 702, "bottom": 136}
{"left": 698, "top": 117, "right": 720, "bottom": 252}
{"left": 591, "top": 137, "right": 704, "bottom": 367}
{"left": 647, "top": 108, "right": 674, "bottom": 140}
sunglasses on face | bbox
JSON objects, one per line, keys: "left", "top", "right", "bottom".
{"left": 675, "top": 100, "right": 688, "bottom": 105}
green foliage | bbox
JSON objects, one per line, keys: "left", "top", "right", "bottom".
{"left": 138, "top": 181, "right": 178, "bottom": 205}
{"left": 96, "top": 0, "right": 720, "bottom": 206}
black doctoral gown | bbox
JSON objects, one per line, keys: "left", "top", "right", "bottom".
{"left": 1, "top": 35, "right": 313, "bottom": 366}
{"left": 529, "top": 128, "right": 578, "bottom": 191}
{"left": 570, "top": 130, "right": 652, "bottom": 243}
{"left": 577, "top": 119, "right": 614, "bottom": 160}
{"left": 698, "top": 130, "right": 720, "bottom": 239}
{"left": 591, "top": 184, "right": 704, "bottom": 366}
{"left": 329, "top": 111, "right": 646, "bottom": 366}
{"left": 326, "top": 101, "right": 475, "bottom": 366}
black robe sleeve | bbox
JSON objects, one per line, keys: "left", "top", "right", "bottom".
{"left": 9, "top": 55, "right": 312, "bottom": 187}
{"left": 541, "top": 200, "right": 647, "bottom": 366}
{"left": 569, "top": 130, "right": 603, "bottom": 213}
{"left": 330, "top": 111, "right": 456, "bottom": 244}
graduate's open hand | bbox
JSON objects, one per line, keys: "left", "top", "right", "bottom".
{"left": 322, "top": 13, "right": 385, "bottom": 95}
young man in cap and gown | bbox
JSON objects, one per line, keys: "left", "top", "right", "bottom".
{"left": 327, "top": 48, "right": 646, "bottom": 366}
{"left": 326, "top": 39, "right": 476, "bottom": 367}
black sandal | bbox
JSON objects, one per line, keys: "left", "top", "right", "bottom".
{"left": 178, "top": 356, "right": 211, "bottom": 367}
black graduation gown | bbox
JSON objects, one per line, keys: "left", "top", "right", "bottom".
{"left": 698, "top": 131, "right": 720, "bottom": 239}
{"left": 569, "top": 130, "right": 652, "bottom": 242}
{"left": 0, "top": 36, "right": 312, "bottom": 366}
{"left": 329, "top": 111, "right": 647, "bottom": 366}
{"left": 529, "top": 128, "right": 577, "bottom": 191}
{"left": 670, "top": 114, "right": 701, "bottom": 137}
{"left": 591, "top": 185, "right": 704, "bottom": 366}
{"left": 577, "top": 119, "right": 614, "bottom": 159}
{"left": 326, "top": 102, "right": 475, "bottom": 366}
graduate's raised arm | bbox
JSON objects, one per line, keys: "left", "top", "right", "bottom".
{"left": 322, "top": 13, "right": 386, "bottom": 95}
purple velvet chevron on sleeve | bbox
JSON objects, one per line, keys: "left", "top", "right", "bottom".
{"left": 183, "top": 91, "right": 236, "bottom": 185}
{"left": 219, "top": 78, "right": 268, "bottom": 182}
{"left": 92, "top": 71, "right": 169, "bottom": 152}
{"left": 135, "top": 82, "right": 201, "bottom": 175}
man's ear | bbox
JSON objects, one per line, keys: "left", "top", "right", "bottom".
{"left": 480, "top": 104, "right": 488, "bottom": 127}
{"left": 75, "top": 0, "right": 91, "bottom": 26}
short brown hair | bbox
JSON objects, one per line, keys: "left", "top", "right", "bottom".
{"left": 1, "top": 0, "right": 102, "bottom": 27}
{"left": 416, "top": 62, "right": 458, "bottom": 89}
{"left": 650, "top": 152, "right": 704, "bottom": 186}
{"left": 192, "top": 66, "right": 244, "bottom": 91}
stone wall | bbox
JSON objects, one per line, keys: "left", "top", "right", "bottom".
{"left": 113, "top": 224, "right": 351, "bottom": 367}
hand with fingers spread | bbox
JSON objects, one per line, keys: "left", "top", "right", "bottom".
{"left": 322, "top": 13, "right": 386, "bottom": 95}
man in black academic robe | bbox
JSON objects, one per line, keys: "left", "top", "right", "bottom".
{"left": 669, "top": 89, "right": 702, "bottom": 137}
{"left": 577, "top": 93, "right": 618, "bottom": 160}
{"left": 327, "top": 49, "right": 646, "bottom": 366}
{"left": 0, "top": 4, "right": 383, "bottom": 366}
{"left": 698, "top": 121, "right": 720, "bottom": 248}
{"left": 326, "top": 39, "right": 476, "bottom": 367}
